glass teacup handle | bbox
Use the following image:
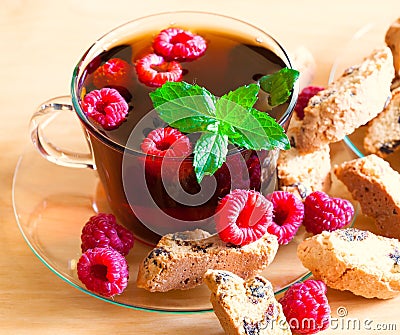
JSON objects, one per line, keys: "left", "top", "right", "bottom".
{"left": 30, "top": 96, "right": 95, "bottom": 169}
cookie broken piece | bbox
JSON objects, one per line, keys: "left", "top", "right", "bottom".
{"left": 334, "top": 154, "right": 400, "bottom": 239}
{"left": 297, "top": 228, "right": 400, "bottom": 299}
{"left": 295, "top": 47, "right": 394, "bottom": 153}
{"left": 136, "top": 229, "right": 278, "bottom": 292}
{"left": 204, "top": 269, "right": 291, "bottom": 335}
{"left": 364, "top": 87, "right": 400, "bottom": 157}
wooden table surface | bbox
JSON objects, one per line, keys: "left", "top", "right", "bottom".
{"left": 2, "top": 1, "right": 400, "bottom": 334}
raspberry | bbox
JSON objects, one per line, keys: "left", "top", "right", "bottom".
{"left": 246, "top": 152, "right": 261, "bottom": 191}
{"left": 153, "top": 28, "right": 207, "bottom": 61}
{"left": 295, "top": 86, "right": 324, "bottom": 119}
{"left": 266, "top": 191, "right": 304, "bottom": 245}
{"left": 214, "top": 153, "right": 253, "bottom": 197}
{"left": 279, "top": 280, "right": 330, "bottom": 334}
{"left": 303, "top": 191, "right": 355, "bottom": 235}
{"left": 81, "top": 213, "right": 134, "bottom": 256}
{"left": 77, "top": 247, "right": 129, "bottom": 297}
{"left": 135, "top": 53, "right": 182, "bottom": 87}
{"left": 215, "top": 189, "right": 273, "bottom": 246}
{"left": 140, "top": 127, "right": 192, "bottom": 180}
{"left": 140, "top": 127, "right": 192, "bottom": 157}
{"left": 82, "top": 88, "right": 129, "bottom": 130}
{"left": 92, "top": 58, "right": 133, "bottom": 89}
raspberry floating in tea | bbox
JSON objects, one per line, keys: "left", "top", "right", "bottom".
{"left": 92, "top": 58, "right": 133, "bottom": 89}
{"left": 153, "top": 27, "right": 207, "bottom": 61}
{"left": 140, "top": 127, "right": 192, "bottom": 157}
{"left": 82, "top": 87, "right": 129, "bottom": 130}
{"left": 134, "top": 28, "right": 206, "bottom": 87}
{"left": 135, "top": 53, "right": 183, "bottom": 87}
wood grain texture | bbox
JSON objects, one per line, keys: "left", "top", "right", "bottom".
{"left": 1, "top": 1, "right": 400, "bottom": 334}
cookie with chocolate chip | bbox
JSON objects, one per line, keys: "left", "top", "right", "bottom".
{"left": 136, "top": 229, "right": 278, "bottom": 292}
{"left": 297, "top": 228, "right": 400, "bottom": 299}
{"left": 204, "top": 269, "right": 291, "bottom": 335}
{"left": 295, "top": 47, "right": 394, "bottom": 153}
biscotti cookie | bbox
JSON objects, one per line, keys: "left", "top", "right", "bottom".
{"left": 137, "top": 229, "right": 278, "bottom": 292}
{"left": 204, "top": 269, "right": 291, "bottom": 335}
{"left": 334, "top": 154, "right": 400, "bottom": 239}
{"left": 364, "top": 87, "right": 400, "bottom": 157}
{"left": 294, "top": 47, "right": 394, "bottom": 153}
{"left": 297, "top": 228, "right": 400, "bottom": 299}
{"left": 277, "top": 115, "right": 331, "bottom": 199}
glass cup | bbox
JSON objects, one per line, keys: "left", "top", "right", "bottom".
{"left": 30, "top": 11, "right": 298, "bottom": 245}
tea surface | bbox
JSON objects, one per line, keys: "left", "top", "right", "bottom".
{"left": 79, "top": 28, "right": 288, "bottom": 149}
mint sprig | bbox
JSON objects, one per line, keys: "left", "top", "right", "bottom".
{"left": 149, "top": 68, "right": 298, "bottom": 183}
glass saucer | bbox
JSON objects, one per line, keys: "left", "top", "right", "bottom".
{"left": 328, "top": 21, "right": 400, "bottom": 172}
{"left": 12, "top": 111, "right": 357, "bottom": 313}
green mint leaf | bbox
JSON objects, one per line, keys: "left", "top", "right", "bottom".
{"left": 193, "top": 132, "right": 228, "bottom": 183}
{"left": 219, "top": 110, "right": 289, "bottom": 151}
{"left": 259, "top": 68, "right": 299, "bottom": 107}
{"left": 220, "top": 83, "right": 260, "bottom": 109}
{"left": 149, "top": 81, "right": 217, "bottom": 133}
{"left": 249, "top": 108, "right": 290, "bottom": 150}
{"left": 215, "top": 83, "right": 290, "bottom": 150}
{"left": 216, "top": 94, "right": 277, "bottom": 150}
{"left": 216, "top": 84, "right": 262, "bottom": 149}
{"left": 217, "top": 84, "right": 260, "bottom": 130}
